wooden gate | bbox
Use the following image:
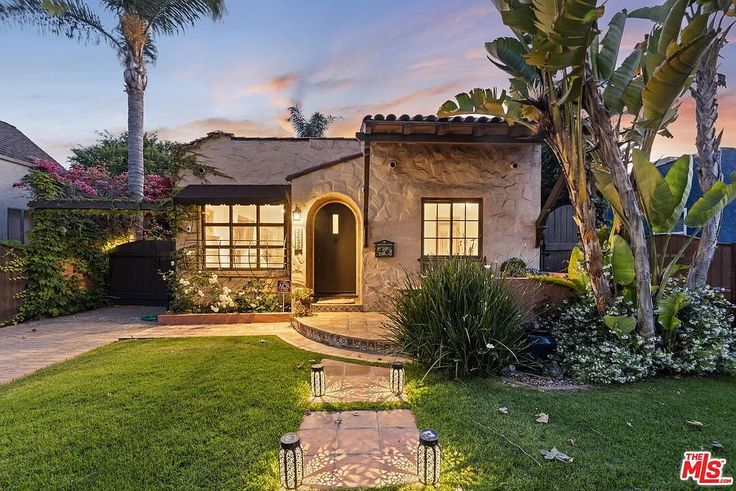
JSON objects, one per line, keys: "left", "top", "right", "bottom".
{"left": 541, "top": 204, "right": 578, "bottom": 272}
{"left": 106, "top": 240, "right": 174, "bottom": 306}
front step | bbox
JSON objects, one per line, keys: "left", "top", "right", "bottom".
{"left": 312, "top": 303, "right": 364, "bottom": 312}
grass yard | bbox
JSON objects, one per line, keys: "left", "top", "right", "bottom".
{"left": 0, "top": 336, "right": 734, "bottom": 490}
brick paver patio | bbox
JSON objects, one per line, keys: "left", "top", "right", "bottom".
{"left": 0, "top": 306, "right": 164, "bottom": 385}
{"left": 0, "top": 308, "right": 405, "bottom": 385}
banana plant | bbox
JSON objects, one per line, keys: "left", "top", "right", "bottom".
{"left": 440, "top": 0, "right": 614, "bottom": 316}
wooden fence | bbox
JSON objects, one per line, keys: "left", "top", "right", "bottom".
{"left": 652, "top": 235, "right": 735, "bottom": 302}
{"left": 0, "top": 245, "right": 25, "bottom": 323}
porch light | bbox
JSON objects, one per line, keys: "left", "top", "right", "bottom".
{"left": 292, "top": 207, "right": 302, "bottom": 222}
{"left": 390, "top": 361, "right": 405, "bottom": 396}
{"left": 278, "top": 433, "right": 304, "bottom": 489}
{"left": 311, "top": 364, "right": 325, "bottom": 397}
{"left": 417, "top": 428, "right": 441, "bottom": 486}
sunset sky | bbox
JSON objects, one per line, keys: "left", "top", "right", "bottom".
{"left": 1, "top": 0, "right": 735, "bottom": 165}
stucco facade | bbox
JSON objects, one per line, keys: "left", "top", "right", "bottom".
{"left": 176, "top": 119, "right": 542, "bottom": 311}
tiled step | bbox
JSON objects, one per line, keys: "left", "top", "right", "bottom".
{"left": 312, "top": 303, "right": 364, "bottom": 312}
{"left": 291, "top": 314, "right": 396, "bottom": 354}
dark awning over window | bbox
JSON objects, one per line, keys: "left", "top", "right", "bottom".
{"left": 173, "top": 185, "right": 290, "bottom": 206}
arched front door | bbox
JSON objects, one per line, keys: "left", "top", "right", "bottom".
{"left": 314, "top": 202, "right": 356, "bottom": 296}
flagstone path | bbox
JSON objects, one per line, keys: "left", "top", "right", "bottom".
{"left": 298, "top": 359, "right": 419, "bottom": 488}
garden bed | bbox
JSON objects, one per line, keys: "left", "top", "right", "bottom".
{"left": 156, "top": 312, "right": 290, "bottom": 325}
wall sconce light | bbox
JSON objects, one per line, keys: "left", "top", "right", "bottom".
{"left": 292, "top": 207, "right": 302, "bottom": 222}
{"left": 390, "top": 361, "right": 405, "bottom": 396}
{"left": 279, "top": 433, "right": 304, "bottom": 489}
{"left": 417, "top": 428, "right": 441, "bottom": 486}
{"left": 311, "top": 364, "right": 325, "bottom": 397}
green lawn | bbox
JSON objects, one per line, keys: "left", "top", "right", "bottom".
{"left": 0, "top": 336, "right": 733, "bottom": 490}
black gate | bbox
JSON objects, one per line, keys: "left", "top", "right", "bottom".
{"left": 106, "top": 240, "right": 174, "bottom": 306}
{"left": 541, "top": 205, "right": 578, "bottom": 272}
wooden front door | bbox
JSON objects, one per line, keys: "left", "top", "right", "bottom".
{"left": 314, "top": 202, "right": 356, "bottom": 295}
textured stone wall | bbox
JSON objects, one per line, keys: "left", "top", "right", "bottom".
{"left": 181, "top": 134, "right": 361, "bottom": 185}
{"left": 289, "top": 156, "right": 364, "bottom": 293}
{"left": 362, "top": 142, "right": 541, "bottom": 310}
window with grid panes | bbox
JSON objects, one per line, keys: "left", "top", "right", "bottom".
{"left": 421, "top": 199, "right": 481, "bottom": 257}
{"left": 201, "top": 204, "right": 286, "bottom": 270}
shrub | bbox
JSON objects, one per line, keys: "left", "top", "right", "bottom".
{"left": 658, "top": 284, "right": 736, "bottom": 375}
{"left": 500, "top": 257, "right": 531, "bottom": 276}
{"left": 386, "top": 258, "right": 531, "bottom": 377}
{"left": 291, "top": 288, "right": 314, "bottom": 317}
{"left": 547, "top": 294, "right": 659, "bottom": 384}
{"left": 547, "top": 286, "right": 736, "bottom": 384}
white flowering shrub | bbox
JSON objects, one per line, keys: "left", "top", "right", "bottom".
{"left": 162, "top": 249, "right": 281, "bottom": 314}
{"left": 547, "top": 286, "right": 736, "bottom": 384}
{"left": 658, "top": 284, "right": 736, "bottom": 375}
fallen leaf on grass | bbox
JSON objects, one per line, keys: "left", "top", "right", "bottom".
{"left": 687, "top": 420, "right": 705, "bottom": 430}
{"left": 540, "top": 447, "right": 573, "bottom": 463}
{"left": 568, "top": 439, "right": 577, "bottom": 447}
{"left": 709, "top": 442, "right": 724, "bottom": 450}
{"left": 498, "top": 407, "right": 509, "bottom": 414}
{"left": 536, "top": 413, "right": 549, "bottom": 424}
{"left": 626, "top": 421, "right": 633, "bottom": 427}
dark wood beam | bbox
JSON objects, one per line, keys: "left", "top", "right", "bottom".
{"left": 356, "top": 132, "right": 543, "bottom": 144}
{"left": 29, "top": 200, "right": 167, "bottom": 210}
{"left": 362, "top": 142, "right": 371, "bottom": 247}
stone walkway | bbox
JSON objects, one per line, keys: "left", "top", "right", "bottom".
{"left": 300, "top": 410, "right": 417, "bottom": 489}
{"left": 299, "top": 359, "right": 418, "bottom": 488}
{"left": 0, "top": 306, "right": 164, "bottom": 385}
{"left": 0, "top": 308, "right": 405, "bottom": 385}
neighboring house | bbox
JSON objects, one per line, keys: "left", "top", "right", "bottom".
{"left": 656, "top": 147, "right": 736, "bottom": 243}
{"left": 175, "top": 114, "right": 542, "bottom": 310}
{"left": 0, "top": 121, "right": 57, "bottom": 243}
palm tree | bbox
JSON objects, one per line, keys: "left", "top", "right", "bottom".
{"left": 2, "top": 0, "right": 225, "bottom": 201}
{"left": 287, "top": 104, "right": 337, "bottom": 138}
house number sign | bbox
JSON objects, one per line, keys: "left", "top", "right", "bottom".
{"left": 374, "top": 240, "right": 395, "bottom": 258}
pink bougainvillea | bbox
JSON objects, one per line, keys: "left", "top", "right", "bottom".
{"left": 17, "top": 158, "right": 173, "bottom": 200}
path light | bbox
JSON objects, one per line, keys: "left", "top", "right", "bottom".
{"left": 417, "top": 428, "right": 441, "bottom": 486}
{"left": 311, "top": 364, "right": 325, "bottom": 397}
{"left": 390, "top": 361, "right": 405, "bottom": 396}
{"left": 279, "top": 433, "right": 303, "bottom": 489}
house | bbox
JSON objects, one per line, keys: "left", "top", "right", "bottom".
{"left": 656, "top": 147, "right": 736, "bottom": 242}
{"left": 174, "top": 115, "right": 542, "bottom": 310}
{"left": 0, "top": 121, "right": 57, "bottom": 243}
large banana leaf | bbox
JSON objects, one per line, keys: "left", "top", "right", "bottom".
{"left": 494, "top": 0, "right": 537, "bottom": 35}
{"left": 660, "top": 154, "right": 693, "bottom": 233}
{"left": 528, "top": 274, "right": 587, "bottom": 295}
{"left": 631, "top": 149, "right": 675, "bottom": 230}
{"left": 658, "top": 291, "right": 690, "bottom": 332}
{"left": 657, "top": 0, "right": 687, "bottom": 56}
{"left": 621, "top": 77, "right": 644, "bottom": 114}
{"left": 640, "top": 32, "right": 716, "bottom": 129}
{"left": 597, "top": 10, "right": 628, "bottom": 81}
{"left": 628, "top": 0, "right": 678, "bottom": 23}
{"left": 532, "top": 0, "right": 604, "bottom": 47}
{"left": 684, "top": 176, "right": 736, "bottom": 227}
{"left": 603, "top": 49, "right": 642, "bottom": 113}
{"left": 593, "top": 165, "right": 626, "bottom": 223}
{"left": 604, "top": 315, "right": 637, "bottom": 338}
{"left": 438, "top": 88, "right": 536, "bottom": 128}
{"left": 486, "top": 37, "right": 538, "bottom": 83}
{"left": 611, "top": 234, "right": 636, "bottom": 285}
{"left": 567, "top": 246, "right": 590, "bottom": 291}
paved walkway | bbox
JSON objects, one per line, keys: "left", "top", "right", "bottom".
{"left": 0, "top": 306, "right": 164, "bottom": 385}
{"left": 0, "top": 308, "right": 405, "bottom": 385}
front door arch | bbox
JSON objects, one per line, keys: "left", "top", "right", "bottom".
{"left": 313, "top": 202, "right": 357, "bottom": 296}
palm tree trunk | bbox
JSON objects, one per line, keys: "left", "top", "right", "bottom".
{"left": 687, "top": 43, "right": 724, "bottom": 287}
{"left": 124, "top": 54, "right": 147, "bottom": 201}
{"left": 584, "top": 78, "right": 656, "bottom": 337}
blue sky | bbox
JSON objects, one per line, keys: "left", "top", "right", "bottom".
{"left": 1, "top": 0, "right": 735, "bottom": 164}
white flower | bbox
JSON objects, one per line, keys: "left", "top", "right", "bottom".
{"left": 197, "top": 290, "right": 204, "bottom": 297}
{"left": 170, "top": 260, "right": 175, "bottom": 266}
{"left": 178, "top": 278, "right": 190, "bottom": 286}
{"left": 185, "top": 249, "right": 193, "bottom": 256}
{"left": 222, "top": 286, "right": 231, "bottom": 294}
{"left": 486, "top": 343, "right": 495, "bottom": 349}
{"left": 211, "top": 305, "right": 219, "bottom": 313}
{"left": 208, "top": 274, "right": 218, "bottom": 285}
{"left": 484, "top": 264, "right": 492, "bottom": 270}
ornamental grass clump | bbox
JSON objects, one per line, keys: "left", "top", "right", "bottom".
{"left": 386, "top": 258, "right": 531, "bottom": 377}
